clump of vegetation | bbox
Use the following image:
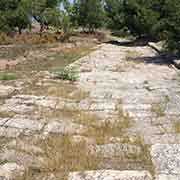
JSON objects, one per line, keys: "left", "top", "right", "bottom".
{"left": 173, "top": 120, "right": 180, "bottom": 133}
{"left": 151, "top": 103, "right": 165, "bottom": 117}
{"left": 72, "top": 0, "right": 105, "bottom": 33}
{"left": 53, "top": 68, "right": 78, "bottom": 82}
{"left": 41, "top": 135, "right": 101, "bottom": 172}
{"left": 0, "top": 33, "right": 12, "bottom": 45}
{"left": 16, "top": 135, "right": 102, "bottom": 180}
{"left": 134, "top": 136, "right": 156, "bottom": 176}
{"left": 85, "top": 119, "right": 130, "bottom": 145}
{"left": 82, "top": 104, "right": 131, "bottom": 145}
{"left": 125, "top": 50, "right": 140, "bottom": 62}
{"left": 0, "top": 73, "right": 17, "bottom": 81}
{"left": 151, "top": 96, "right": 169, "bottom": 117}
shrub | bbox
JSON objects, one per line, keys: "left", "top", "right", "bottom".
{"left": 0, "top": 32, "right": 12, "bottom": 45}
{"left": 53, "top": 68, "right": 78, "bottom": 82}
{"left": 0, "top": 73, "right": 17, "bottom": 81}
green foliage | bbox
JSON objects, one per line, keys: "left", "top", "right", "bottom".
{"left": 72, "top": 0, "right": 105, "bottom": 32}
{"left": 54, "top": 68, "right": 78, "bottom": 81}
{"left": 0, "top": 32, "right": 12, "bottom": 45}
{"left": 0, "top": 73, "right": 17, "bottom": 81}
{"left": 31, "top": 0, "right": 63, "bottom": 33}
{"left": 124, "top": 0, "right": 160, "bottom": 38}
{"left": 105, "top": 0, "right": 180, "bottom": 54}
{"left": 0, "top": 0, "right": 179, "bottom": 55}
{"left": 162, "top": 0, "right": 180, "bottom": 54}
{"left": 105, "top": 0, "right": 126, "bottom": 30}
{"left": 59, "top": 13, "right": 73, "bottom": 41}
{"left": 0, "top": 0, "right": 31, "bottom": 34}
{"left": 105, "top": 0, "right": 160, "bottom": 38}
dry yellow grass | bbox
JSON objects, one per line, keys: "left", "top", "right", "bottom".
{"left": 173, "top": 120, "right": 180, "bottom": 133}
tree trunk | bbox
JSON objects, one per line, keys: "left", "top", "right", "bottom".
{"left": 40, "top": 24, "right": 44, "bottom": 36}
{"left": 18, "top": 28, "right": 22, "bottom": 35}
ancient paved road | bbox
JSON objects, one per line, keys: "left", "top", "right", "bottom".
{"left": 0, "top": 40, "right": 180, "bottom": 179}
{"left": 70, "top": 40, "right": 180, "bottom": 179}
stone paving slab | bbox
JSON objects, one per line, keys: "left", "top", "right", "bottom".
{"left": 0, "top": 118, "right": 9, "bottom": 126}
{"left": 4, "top": 118, "right": 44, "bottom": 131}
{"left": 156, "top": 174, "right": 180, "bottom": 180}
{"left": 0, "top": 85, "right": 16, "bottom": 98}
{"left": 43, "top": 120, "right": 86, "bottom": 135}
{"left": 151, "top": 144, "right": 180, "bottom": 174}
{"left": 68, "top": 170, "right": 152, "bottom": 180}
{"left": 89, "top": 143, "right": 142, "bottom": 158}
{"left": 0, "top": 127, "right": 23, "bottom": 138}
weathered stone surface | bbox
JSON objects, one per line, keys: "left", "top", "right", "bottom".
{"left": 0, "top": 118, "right": 9, "bottom": 126}
{"left": 68, "top": 170, "right": 152, "bottom": 180}
{"left": 145, "top": 134, "right": 180, "bottom": 145}
{"left": 43, "top": 120, "right": 86, "bottom": 135}
{"left": 156, "top": 174, "right": 180, "bottom": 180}
{"left": 0, "top": 150, "right": 17, "bottom": 163}
{"left": 0, "top": 85, "right": 16, "bottom": 98}
{"left": 0, "top": 100, "right": 34, "bottom": 114}
{"left": 0, "top": 163, "right": 24, "bottom": 180}
{"left": 5, "top": 118, "right": 44, "bottom": 131}
{"left": 89, "top": 143, "right": 142, "bottom": 158}
{"left": 0, "top": 127, "right": 23, "bottom": 138}
{"left": 151, "top": 144, "right": 180, "bottom": 174}
{"left": 0, "top": 95, "right": 80, "bottom": 114}
{"left": 79, "top": 99, "right": 117, "bottom": 111}
{"left": 173, "top": 59, "right": 180, "bottom": 69}
{"left": 0, "top": 40, "right": 179, "bottom": 178}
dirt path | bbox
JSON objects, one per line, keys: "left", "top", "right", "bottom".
{"left": 0, "top": 39, "right": 179, "bottom": 179}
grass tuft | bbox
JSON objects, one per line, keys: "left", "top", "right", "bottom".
{"left": 173, "top": 120, "right": 180, "bottom": 133}
{"left": 53, "top": 68, "right": 78, "bottom": 82}
{"left": 0, "top": 72, "right": 17, "bottom": 81}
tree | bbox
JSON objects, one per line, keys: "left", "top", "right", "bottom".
{"left": 161, "top": 0, "right": 180, "bottom": 54}
{"left": 0, "top": 0, "right": 31, "bottom": 34}
{"left": 123, "top": 0, "right": 160, "bottom": 38}
{"left": 105, "top": 0, "right": 165, "bottom": 39}
{"left": 72, "top": 0, "right": 105, "bottom": 32}
{"left": 31, "top": 0, "right": 63, "bottom": 34}
{"left": 105, "top": 0, "right": 125, "bottom": 30}
{"left": 11, "top": 0, "right": 31, "bottom": 34}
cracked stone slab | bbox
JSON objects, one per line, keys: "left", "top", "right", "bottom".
{"left": 144, "top": 134, "right": 180, "bottom": 145}
{"left": 4, "top": 118, "right": 44, "bottom": 131}
{"left": 89, "top": 143, "right": 142, "bottom": 158}
{"left": 0, "top": 127, "right": 23, "bottom": 138}
{"left": 156, "top": 174, "right": 180, "bottom": 180}
{"left": 0, "top": 95, "right": 81, "bottom": 114}
{"left": 0, "top": 103, "right": 34, "bottom": 114}
{"left": 68, "top": 170, "right": 152, "bottom": 180}
{"left": 151, "top": 144, "right": 180, "bottom": 174}
{"left": 79, "top": 99, "right": 117, "bottom": 111}
{"left": 43, "top": 120, "right": 87, "bottom": 135}
{"left": 0, "top": 85, "right": 16, "bottom": 98}
{"left": 0, "top": 163, "right": 24, "bottom": 180}
{"left": 0, "top": 118, "right": 9, "bottom": 126}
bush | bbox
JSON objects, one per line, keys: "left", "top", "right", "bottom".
{"left": 0, "top": 32, "right": 12, "bottom": 45}
{"left": 162, "top": 0, "right": 180, "bottom": 54}
{"left": 53, "top": 68, "right": 78, "bottom": 82}
{"left": 0, "top": 73, "right": 17, "bottom": 81}
{"left": 72, "top": 0, "right": 105, "bottom": 33}
{"left": 14, "top": 33, "right": 59, "bottom": 44}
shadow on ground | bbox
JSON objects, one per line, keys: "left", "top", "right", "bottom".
{"left": 106, "top": 38, "right": 152, "bottom": 47}
{"left": 107, "top": 39, "right": 179, "bottom": 66}
{"left": 132, "top": 55, "right": 175, "bottom": 65}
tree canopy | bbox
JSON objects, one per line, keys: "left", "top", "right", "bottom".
{"left": 0, "top": 0, "right": 180, "bottom": 54}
